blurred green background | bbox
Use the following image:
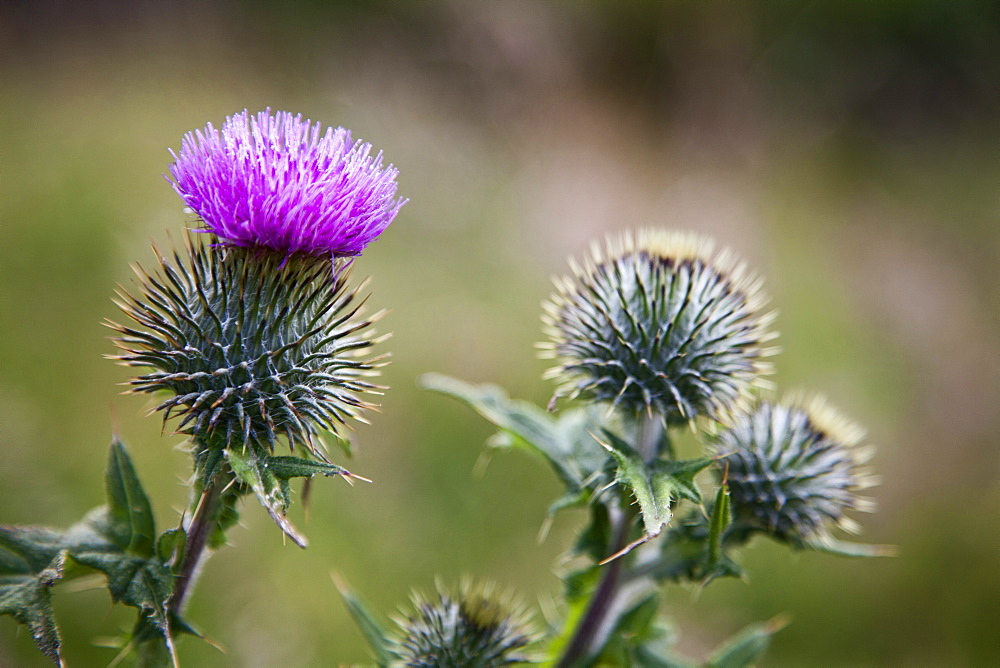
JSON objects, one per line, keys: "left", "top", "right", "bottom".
{"left": 1, "top": 1, "right": 998, "bottom": 665}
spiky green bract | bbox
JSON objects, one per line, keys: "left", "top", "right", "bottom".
{"left": 541, "top": 229, "right": 776, "bottom": 424}
{"left": 389, "top": 581, "right": 538, "bottom": 667}
{"left": 108, "top": 234, "right": 387, "bottom": 462}
{"left": 711, "top": 395, "right": 879, "bottom": 546}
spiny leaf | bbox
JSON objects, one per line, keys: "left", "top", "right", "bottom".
{"left": 628, "top": 618, "right": 692, "bottom": 668}
{"left": 804, "top": 535, "right": 897, "bottom": 558}
{"left": 544, "top": 489, "right": 589, "bottom": 539}
{"left": 335, "top": 576, "right": 393, "bottom": 667}
{"left": 599, "top": 431, "right": 672, "bottom": 539}
{"left": 155, "top": 529, "right": 186, "bottom": 569}
{"left": 68, "top": 550, "right": 175, "bottom": 650}
{"left": 421, "top": 373, "right": 584, "bottom": 488}
{"left": 120, "top": 611, "right": 187, "bottom": 668}
{"left": 635, "top": 514, "right": 745, "bottom": 584}
{"left": 632, "top": 647, "right": 693, "bottom": 668}
{"left": 265, "top": 456, "right": 350, "bottom": 480}
{"left": 105, "top": 437, "right": 156, "bottom": 558}
{"left": 423, "top": 374, "right": 617, "bottom": 538}
{"left": 572, "top": 503, "right": 612, "bottom": 562}
{"left": 595, "top": 593, "right": 677, "bottom": 666}
{"left": 705, "top": 615, "right": 789, "bottom": 668}
{"left": 0, "top": 526, "right": 65, "bottom": 575}
{"left": 0, "top": 522, "right": 114, "bottom": 665}
{"left": 707, "top": 482, "right": 732, "bottom": 570}
{"left": 0, "top": 550, "right": 66, "bottom": 665}
{"left": 598, "top": 432, "right": 715, "bottom": 562}
{"left": 653, "top": 456, "right": 715, "bottom": 507}
{"left": 225, "top": 446, "right": 307, "bottom": 547}
{"left": 0, "top": 439, "right": 188, "bottom": 666}
{"left": 195, "top": 444, "right": 227, "bottom": 489}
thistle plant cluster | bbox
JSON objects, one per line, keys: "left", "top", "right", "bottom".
{"left": 2, "top": 107, "right": 888, "bottom": 667}
{"left": 1, "top": 109, "right": 404, "bottom": 665}
{"left": 415, "top": 228, "right": 890, "bottom": 666}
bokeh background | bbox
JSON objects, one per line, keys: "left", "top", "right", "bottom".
{"left": 2, "top": 1, "right": 998, "bottom": 665}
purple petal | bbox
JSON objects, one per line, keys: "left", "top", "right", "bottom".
{"left": 168, "top": 109, "right": 406, "bottom": 257}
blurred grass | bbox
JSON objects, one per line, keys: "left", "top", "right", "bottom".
{"left": 1, "top": 2, "right": 998, "bottom": 665}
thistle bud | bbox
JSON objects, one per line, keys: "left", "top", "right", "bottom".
{"left": 108, "top": 235, "right": 386, "bottom": 461}
{"left": 541, "top": 230, "right": 776, "bottom": 424}
{"left": 389, "top": 581, "right": 537, "bottom": 667}
{"left": 711, "top": 395, "right": 879, "bottom": 546}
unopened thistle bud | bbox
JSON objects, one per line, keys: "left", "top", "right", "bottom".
{"left": 108, "top": 236, "right": 387, "bottom": 458}
{"left": 541, "top": 230, "right": 776, "bottom": 424}
{"left": 711, "top": 395, "right": 879, "bottom": 546}
{"left": 389, "top": 581, "right": 537, "bottom": 667}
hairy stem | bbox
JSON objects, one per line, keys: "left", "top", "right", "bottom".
{"left": 168, "top": 478, "right": 223, "bottom": 615}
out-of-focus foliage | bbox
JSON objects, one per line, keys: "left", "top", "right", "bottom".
{"left": 1, "top": 1, "right": 997, "bottom": 665}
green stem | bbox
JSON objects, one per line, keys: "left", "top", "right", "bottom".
{"left": 637, "top": 413, "right": 665, "bottom": 464}
{"left": 557, "top": 504, "right": 632, "bottom": 668}
{"left": 168, "top": 478, "right": 223, "bottom": 615}
{"left": 559, "top": 415, "right": 669, "bottom": 666}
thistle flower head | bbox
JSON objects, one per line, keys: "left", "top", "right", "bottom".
{"left": 108, "top": 234, "right": 386, "bottom": 458}
{"left": 541, "top": 229, "right": 776, "bottom": 424}
{"left": 389, "top": 581, "right": 537, "bottom": 667}
{"left": 711, "top": 395, "right": 879, "bottom": 545}
{"left": 168, "top": 109, "right": 406, "bottom": 258}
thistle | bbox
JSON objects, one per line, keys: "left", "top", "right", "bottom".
{"left": 540, "top": 229, "right": 777, "bottom": 424}
{"left": 389, "top": 581, "right": 538, "bottom": 667}
{"left": 169, "top": 109, "right": 406, "bottom": 258}
{"left": 112, "top": 111, "right": 402, "bottom": 563}
{"left": 108, "top": 235, "right": 387, "bottom": 464}
{"left": 712, "top": 395, "right": 880, "bottom": 548}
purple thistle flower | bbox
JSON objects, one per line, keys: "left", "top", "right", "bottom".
{"left": 168, "top": 109, "right": 406, "bottom": 257}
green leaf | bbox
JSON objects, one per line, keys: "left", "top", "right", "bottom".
{"left": 265, "top": 455, "right": 349, "bottom": 480}
{"left": 603, "top": 431, "right": 714, "bottom": 543}
{"left": 803, "top": 535, "right": 898, "bottom": 558}
{"left": 0, "top": 438, "right": 188, "bottom": 666}
{"left": 600, "top": 432, "right": 672, "bottom": 539}
{"left": 104, "top": 437, "right": 156, "bottom": 558}
{"left": 633, "top": 645, "right": 694, "bottom": 668}
{"left": 69, "top": 550, "right": 174, "bottom": 639}
{"left": 705, "top": 616, "right": 789, "bottom": 668}
{"left": 421, "top": 373, "right": 594, "bottom": 489}
{"left": 629, "top": 512, "right": 745, "bottom": 585}
{"left": 195, "top": 444, "right": 227, "bottom": 488}
{"left": 226, "top": 446, "right": 307, "bottom": 548}
{"left": 546, "top": 489, "right": 589, "bottom": 523}
{"left": 595, "top": 593, "right": 674, "bottom": 666}
{"left": 123, "top": 612, "right": 176, "bottom": 668}
{"left": 707, "top": 482, "right": 732, "bottom": 571}
{"left": 653, "top": 456, "right": 715, "bottom": 507}
{"left": 572, "top": 502, "right": 612, "bottom": 562}
{"left": 0, "top": 523, "right": 115, "bottom": 664}
{"left": 204, "top": 483, "right": 242, "bottom": 551}
{"left": 554, "top": 579, "right": 671, "bottom": 666}
{"left": 629, "top": 618, "right": 692, "bottom": 668}
{"left": 0, "top": 549, "right": 65, "bottom": 665}
{"left": 0, "top": 526, "right": 65, "bottom": 575}
{"left": 335, "top": 577, "right": 393, "bottom": 667}
{"left": 156, "top": 528, "right": 186, "bottom": 569}
{"left": 114, "top": 608, "right": 205, "bottom": 668}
